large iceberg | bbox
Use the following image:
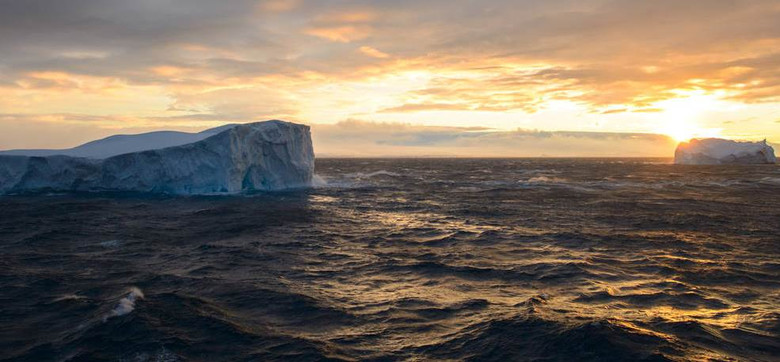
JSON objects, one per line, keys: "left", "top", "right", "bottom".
{"left": 675, "top": 138, "right": 777, "bottom": 165}
{"left": 0, "top": 120, "right": 314, "bottom": 194}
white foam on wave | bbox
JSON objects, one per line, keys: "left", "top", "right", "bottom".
{"left": 53, "top": 294, "right": 87, "bottom": 302}
{"left": 520, "top": 169, "right": 561, "bottom": 175}
{"left": 130, "top": 347, "right": 181, "bottom": 362}
{"left": 351, "top": 170, "right": 401, "bottom": 179}
{"left": 104, "top": 287, "right": 144, "bottom": 321}
{"left": 310, "top": 174, "right": 358, "bottom": 189}
{"left": 525, "top": 176, "right": 567, "bottom": 183}
{"left": 99, "top": 240, "right": 121, "bottom": 248}
{"left": 759, "top": 177, "right": 780, "bottom": 185}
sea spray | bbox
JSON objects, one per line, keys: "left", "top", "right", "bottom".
{"left": 104, "top": 287, "right": 144, "bottom": 321}
{"left": 311, "top": 174, "right": 328, "bottom": 187}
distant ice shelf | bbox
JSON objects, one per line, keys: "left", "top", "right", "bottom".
{"left": 674, "top": 138, "right": 777, "bottom": 165}
{"left": 0, "top": 120, "right": 314, "bottom": 194}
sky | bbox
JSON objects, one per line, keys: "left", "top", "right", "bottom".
{"left": 1, "top": 0, "right": 779, "bottom": 156}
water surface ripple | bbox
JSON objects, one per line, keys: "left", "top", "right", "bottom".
{"left": 1, "top": 159, "right": 779, "bottom": 361}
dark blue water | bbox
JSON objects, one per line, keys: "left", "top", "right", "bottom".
{"left": 1, "top": 159, "right": 779, "bottom": 361}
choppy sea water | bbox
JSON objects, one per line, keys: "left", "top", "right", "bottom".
{"left": 1, "top": 158, "right": 779, "bottom": 361}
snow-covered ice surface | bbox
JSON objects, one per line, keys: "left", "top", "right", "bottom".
{"left": 675, "top": 138, "right": 777, "bottom": 165}
{"left": 0, "top": 120, "right": 314, "bottom": 194}
{"left": 0, "top": 124, "right": 237, "bottom": 159}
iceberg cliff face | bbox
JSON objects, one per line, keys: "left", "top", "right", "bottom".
{"left": 675, "top": 138, "right": 776, "bottom": 165}
{"left": 0, "top": 120, "right": 314, "bottom": 194}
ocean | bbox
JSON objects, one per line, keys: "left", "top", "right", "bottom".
{"left": 1, "top": 158, "right": 779, "bottom": 361}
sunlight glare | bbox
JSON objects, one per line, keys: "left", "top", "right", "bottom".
{"left": 654, "top": 93, "right": 723, "bottom": 142}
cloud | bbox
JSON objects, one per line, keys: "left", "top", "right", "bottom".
{"left": 304, "top": 9, "right": 377, "bottom": 42}
{"left": 359, "top": 46, "right": 390, "bottom": 58}
{"left": 0, "top": 116, "right": 676, "bottom": 157}
{"left": 0, "top": 0, "right": 779, "bottom": 144}
{"left": 258, "top": 0, "right": 302, "bottom": 13}
{"left": 601, "top": 108, "right": 628, "bottom": 115}
{"left": 311, "top": 120, "right": 677, "bottom": 157}
{"left": 380, "top": 102, "right": 475, "bottom": 113}
{"left": 305, "top": 25, "right": 372, "bottom": 43}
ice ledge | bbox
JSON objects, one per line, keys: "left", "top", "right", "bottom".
{"left": 0, "top": 120, "right": 314, "bottom": 194}
{"left": 674, "top": 138, "right": 777, "bottom": 165}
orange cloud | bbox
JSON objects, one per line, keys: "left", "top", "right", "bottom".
{"left": 315, "top": 11, "right": 377, "bottom": 23}
{"left": 257, "top": 0, "right": 300, "bottom": 13}
{"left": 359, "top": 46, "right": 389, "bottom": 58}
{"left": 149, "top": 66, "right": 188, "bottom": 77}
{"left": 15, "top": 71, "right": 128, "bottom": 93}
{"left": 305, "top": 9, "right": 378, "bottom": 43}
{"left": 305, "top": 25, "right": 372, "bottom": 43}
{"left": 2, "top": 0, "right": 780, "bottom": 148}
{"left": 309, "top": 120, "right": 678, "bottom": 157}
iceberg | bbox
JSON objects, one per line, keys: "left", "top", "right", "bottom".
{"left": 674, "top": 138, "right": 777, "bottom": 165}
{"left": 0, "top": 123, "right": 238, "bottom": 159}
{"left": 0, "top": 120, "right": 314, "bottom": 194}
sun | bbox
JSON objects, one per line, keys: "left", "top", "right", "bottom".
{"left": 653, "top": 94, "right": 723, "bottom": 142}
{"left": 662, "top": 124, "right": 700, "bottom": 143}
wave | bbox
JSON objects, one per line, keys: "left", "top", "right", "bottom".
{"left": 3, "top": 159, "right": 779, "bottom": 361}
{"left": 376, "top": 260, "right": 602, "bottom": 284}
{"left": 312, "top": 170, "right": 404, "bottom": 189}
{"left": 104, "top": 287, "right": 144, "bottom": 321}
{"left": 759, "top": 177, "right": 780, "bottom": 185}
{"left": 347, "top": 170, "right": 402, "bottom": 179}
{"left": 99, "top": 239, "right": 121, "bottom": 248}
{"left": 125, "top": 347, "right": 182, "bottom": 362}
{"left": 525, "top": 176, "right": 568, "bottom": 183}
{"left": 411, "top": 314, "right": 678, "bottom": 361}
{"left": 574, "top": 289, "right": 731, "bottom": 310}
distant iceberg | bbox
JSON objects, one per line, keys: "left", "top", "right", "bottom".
{"left": 0, "top": 120, "right": 314, "bottom": 194}
{"left": 675, "top": 138, "right": 777, "bottom": 165}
